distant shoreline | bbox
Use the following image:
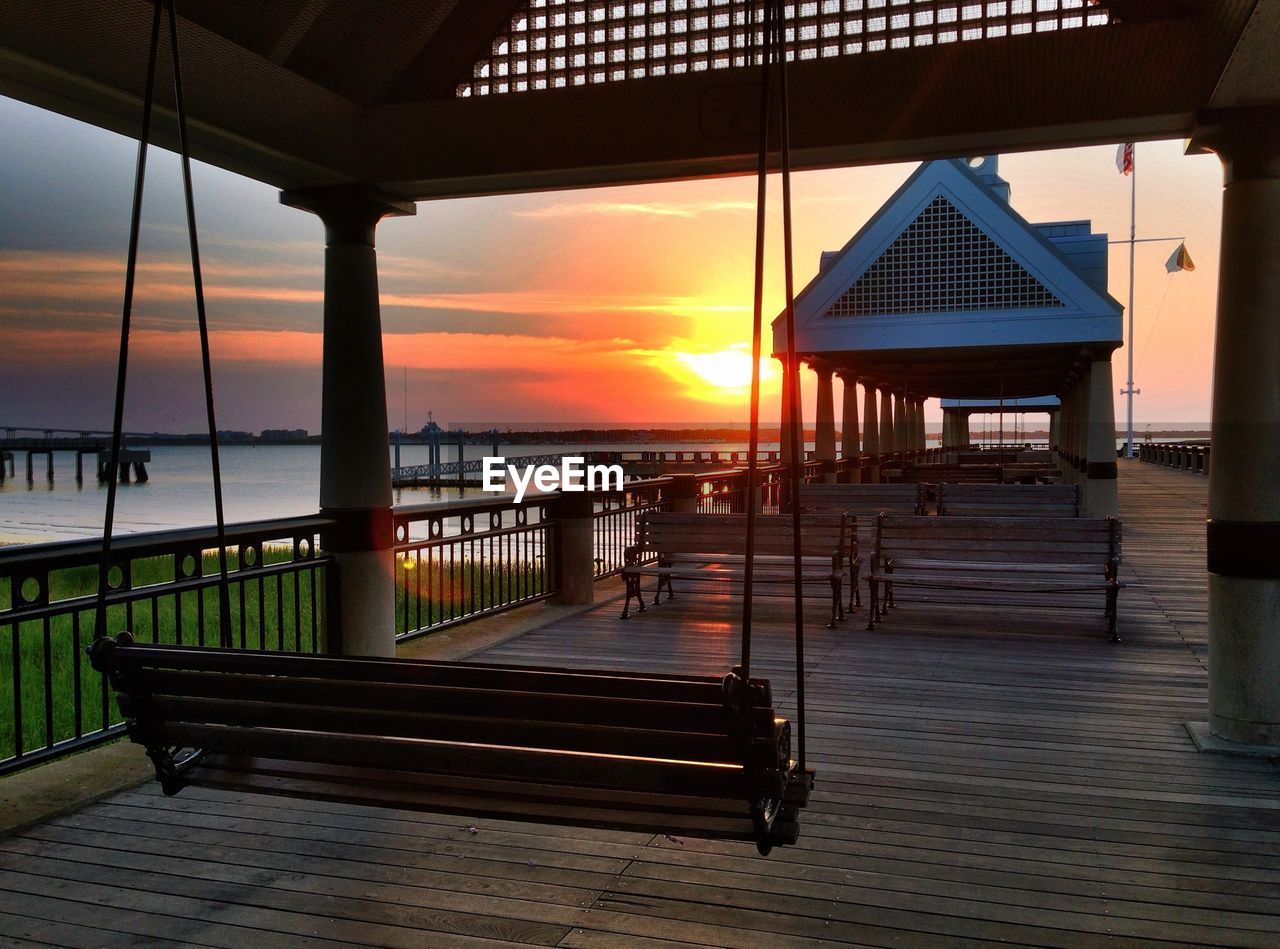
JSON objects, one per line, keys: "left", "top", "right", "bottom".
{"left": 119, "top": 428, "right": 1212, "bottom": 448}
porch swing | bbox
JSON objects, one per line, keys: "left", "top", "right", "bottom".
{"left": 90, "top": 0, "right": 814, "bottom": 854}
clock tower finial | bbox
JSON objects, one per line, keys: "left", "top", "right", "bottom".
{"left": 965, "top": 155, "right": 1010, "bottom": 202}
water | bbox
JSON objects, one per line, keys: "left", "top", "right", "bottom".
{"left": 0, "top": 441, "right": 787, "bottom": 544}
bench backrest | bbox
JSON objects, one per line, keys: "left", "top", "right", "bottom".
{"left": 872, "top": 513, "right": 1121, "bottom": 566}
{"left": 798, "top": 483, "right": 926, "bottom": 517}
{"left": 91, "top": 640, "right": 783, "bottom": 768}
{"left": 939, "top": 483, "right": 1081, "bottom": 518}
{"left": 638, "top": 512, "right": 853, "bottom": 560}
{"left": 899, "top": 464, "right": 1003, "bottom": 484}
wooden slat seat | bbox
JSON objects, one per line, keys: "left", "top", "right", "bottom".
{"left": 89, "top": 636, "right": 814, "bottom": 854}
{"left": 896, "top": 463, "right": 1004, "bottom": 485}
{"left": 620, "top": 512, "right": 856, "bottom": 627}
{"left": 798, "top": 483, "right": 926, "bottom": 609}
{"left": 939, "top": 482, "right": 1082, "bottom": 517}
{"left": 866, "top": 514, "right": 1124, "bottom": 639}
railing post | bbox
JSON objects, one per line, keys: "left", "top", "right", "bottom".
{"left": 552, "top": 491, "right": 595, "bottom": 606}
{"left": 668, "top": 473, "right": 700, "bottom": 515}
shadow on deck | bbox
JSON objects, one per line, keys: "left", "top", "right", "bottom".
{"left": 2, "top": 461, "right": 1277, "bottom": 947}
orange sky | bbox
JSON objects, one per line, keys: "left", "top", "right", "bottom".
{"left": 0, "top": 94, "right": 1224, "bottom": 432}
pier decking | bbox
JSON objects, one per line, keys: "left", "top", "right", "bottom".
{"left": 2, "top": 462, "right": 1276, "bottom": 947}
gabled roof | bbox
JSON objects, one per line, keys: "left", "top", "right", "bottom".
{"left": 771, "top": 157, "right": 1124, "bottom": 398}
{"left": 0, "top": 2, "right": 1266, "bottom": 197}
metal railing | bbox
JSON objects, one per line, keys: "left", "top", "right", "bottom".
{"left": 1137, "top": 441, "right": 1210, "bottom": 474}
{"left": 0, "top": 462, "right": 832, "bottom": 773}
{"left": 0, "top": 515, "right": 334, "bottom": 776}
{"left": 593, "top": 478, "right": 669, "bottom": 577}
{"left": 393, "top": 494, "right": 558, "bottom": 641}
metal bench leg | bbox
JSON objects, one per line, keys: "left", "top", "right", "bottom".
{"left": 830, "top": 579, "right": 842, "bottom": 628}
{"left": 866, "top": 578, "right": 879, "bottom": 630}
{"left": 620, "top": 573, "right": 636, "bottom": 619}
{"left": 1107, "top": 588, "right": 1120, "bottom": 642}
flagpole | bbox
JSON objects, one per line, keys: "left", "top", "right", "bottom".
{"left": 1125, "top": 148, "right": 1137, "bottom": 459}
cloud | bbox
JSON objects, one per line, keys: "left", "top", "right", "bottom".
{"left": 513, "top": 200, "right": 755, "bottom": 220}
{"left": 0, "top": 250, "right": 743, "bottom": 327}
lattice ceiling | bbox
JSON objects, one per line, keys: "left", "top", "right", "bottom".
{"left": 825, "top": 195, "right": 1065, "bottom": 317}
{"left": 457, "top": 0, "right": 1111, "bottom": 97}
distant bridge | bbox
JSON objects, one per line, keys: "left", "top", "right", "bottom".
{"left": 0, "top": 426, "right": 151, "bottom": 485}
{"left": 391, "top": 449, "right": 790, "bottom": 488}
{"left": 392, "top": 453, "right": 585, "bottom": 487}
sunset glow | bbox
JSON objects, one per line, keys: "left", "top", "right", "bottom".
{"left": 675, "top": 347, "right": 770, "bottom": 392}
{"left": 0, "top": 91, "right": 1225, "bottom": 430}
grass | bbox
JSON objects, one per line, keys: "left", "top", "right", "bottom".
{"left": 3, "top": 542, "right": 551, "bottom": 768}
{"left": 394, "top": 550, "right": 548, "bottom": 636}
{"left": 1, "top": 547, "right": 325, "bottom": 766}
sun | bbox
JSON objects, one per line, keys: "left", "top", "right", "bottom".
{"left": 675, "top": 347, "right": 758, "bottom": 390}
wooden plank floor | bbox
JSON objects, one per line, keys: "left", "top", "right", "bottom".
{"left": 2, "top": 461, "right": 1277, "bottom": 948}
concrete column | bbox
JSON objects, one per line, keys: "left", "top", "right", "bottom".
{"left": 893, "top": 393, "right": 908, "bottom": 458}
{"left": 554, "top": 491, "right": 596, "bottom": 605}
{"left": 916, "top": 400, "right": 927, "bottom": 451}
{"left": 813, "top": 364, "right": 837, "bottom": 482}
{"left": 879, "top": 389, "right": 895, "bottom": 458}
{"left": 1074, "top": 370, "right": 1090, "bottom": 491}
{"left": 839, "top": 372, "right": 862, "bottom": 483}
{"left": 668, "top": 473, "right": 701, "bottom": 514}
{"left": 1062, "top": 385, "right": 1075, "bottom": 482}
{"left": 1198, "top": 112, "right": 1280, "bottom": 748}
{"left": 1084, "top": 359, "right": 1119, "bottom": 516}
{"left": 282, "top": 185, "right": 415, "bottom": 657}
{"left": 862, "top": 381, "right": 880, "bottom": 483}
{"left": 779, "top": 356, "right": 799, "bottom": 466}
{"left": 1049, "top": 411, "right": 1060, "bottom": 454}
{"left": 1075, "top": 381, "right": 1088, "bottom": 484}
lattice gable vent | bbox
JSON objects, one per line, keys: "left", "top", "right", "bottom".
{"left": 457, "top": 0, "right": 1110, "bottom": 98}
{"left": 825, "top": 195, "right": 1066, "bottom": 317}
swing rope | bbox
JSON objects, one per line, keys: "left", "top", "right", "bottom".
{"left": 739, "top": 0, "right": 806, "bottom": 770}
{"left": 94, "top": 0, "right": 162, "bottom": 642}
{"left": 773, "top": 0, "right": 808, "bottom": 772}
{"left": 95, "top": 0, "right": 232, "bottom": 647}
{"left": 738, "top": 0, "right": 774, "bottom": 678}
{"left": 167, "top": 0, "right": 233, "bottom": 648}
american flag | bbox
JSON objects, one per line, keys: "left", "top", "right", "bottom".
{"left": 1116, "top": 142, "right": 1134, "bottom": 175}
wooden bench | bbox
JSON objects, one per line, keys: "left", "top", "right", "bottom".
{"left": 897, "top": 463, "right": 1004, "bottom": 485}
{"left": 998, "top": 462, "right": 1057, "bottom": 484}
{"left": 89, "top": 635, "right": 813, "bottom": 853}
{"left": 939, "top": 483, "right": 1081, "bottom": 518}
{"left": 798, "top": 483, "right": 926, "bottom": 608}
{"left": 865, "top": 514, "right": 1124, "bottom": 640}
{"left": 798, "top": 483, "right": 926, "bottom": 518}
{"left": 622, "top": 512, "right": 856, "bottom": 627}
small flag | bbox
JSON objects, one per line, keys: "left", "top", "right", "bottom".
{"left": 1116, "top": 143, "right": 1134, "bottom": 175}
{"left": 1165, "top": 241, "right": 1195, "bottom": 273}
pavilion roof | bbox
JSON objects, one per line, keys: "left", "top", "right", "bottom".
{"left": 0, "top": 1, "right": 1271, "bottom": 199}
{"left": 770, "top": 156, "right": 1122, "bottom": 399}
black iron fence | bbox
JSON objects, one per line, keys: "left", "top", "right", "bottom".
{"left": 393, "top": 494, "right": 558, "bottom": 641}
{"left": 1, "top": 462, "right": 831, "bottom": 774}
{"left": 593, "top": 478, "right": 669, "bottom": 578}
{"left": 0, "top": 516, "right": 334, "bottom": 776}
